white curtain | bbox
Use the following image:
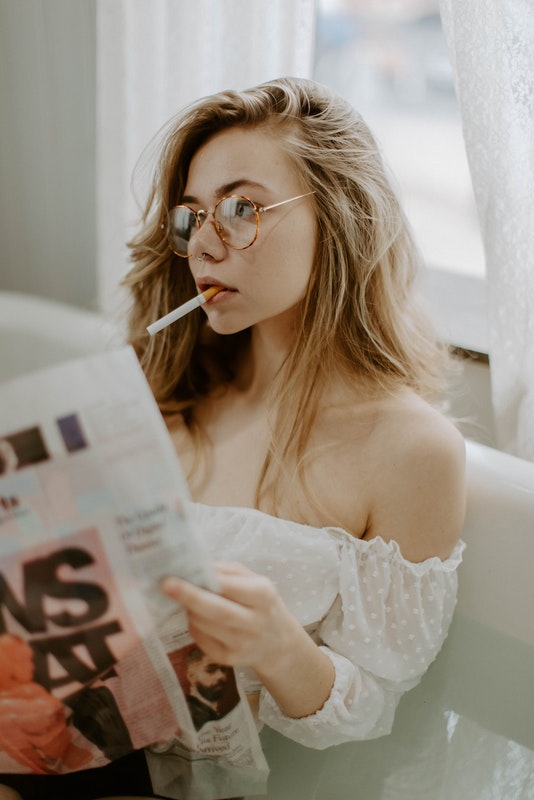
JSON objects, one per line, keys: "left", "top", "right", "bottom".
{"left": 96, "top": 0, "right": 316, "bottom": 317}
{"left": 438, "top": 0, "right": 534, "bottom": 461}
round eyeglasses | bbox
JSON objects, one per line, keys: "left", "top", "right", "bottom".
{"left": 165, "top": 192, "right": 315, "bottom": 258}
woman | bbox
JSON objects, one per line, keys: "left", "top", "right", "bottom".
{"left": 0, "top": 77, "right": 466, "bottom": 799}
{"left": 128, "top": 75, "right": 465, "bottom": 778}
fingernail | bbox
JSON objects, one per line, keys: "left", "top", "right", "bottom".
{"left": 160, "top": 576, "right": 183, "bottom": 595}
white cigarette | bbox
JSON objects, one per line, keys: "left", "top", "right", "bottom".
{"left": 147, "top": 286, "right": 221, "bottom": 336}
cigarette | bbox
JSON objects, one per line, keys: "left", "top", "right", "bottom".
{"left": 147, "top": 286, "right": 221, "bottom": 336}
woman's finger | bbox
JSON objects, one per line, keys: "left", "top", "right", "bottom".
{"left": 161, "top": 575, "right": 253, "bottom": 629}
{"left": 216, "top": 570, "right": 279, "bottom": 608}
{"left": 213, "top": 560, "right": 255, "bottom": 576}
{"left": 163, "top": 567, "right": 278, "bottom": 612}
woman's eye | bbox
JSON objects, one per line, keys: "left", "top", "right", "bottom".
{"left": 234, "top": 201, "right": 255, "bottom": 220}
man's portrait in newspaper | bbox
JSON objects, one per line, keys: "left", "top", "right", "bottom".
{"left": 170, "top": 644, "right": 240, "bottom": 732}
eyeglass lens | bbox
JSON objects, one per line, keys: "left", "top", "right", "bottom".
{"left": 167, "top": 196, "right": 258, "bottom": 257}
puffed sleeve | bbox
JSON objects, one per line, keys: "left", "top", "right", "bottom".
{"left": 258, "top": 531, "right": 465, "bottom": 749}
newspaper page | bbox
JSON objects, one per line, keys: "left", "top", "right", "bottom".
{"left": 0, "top": 347, "right": 268, "bottom": 798}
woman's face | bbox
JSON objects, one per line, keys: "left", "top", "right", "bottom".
{"left": 181, "top": 125, "right": 317, "bottom": 340}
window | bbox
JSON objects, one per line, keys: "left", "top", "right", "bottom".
{"left": 314, "top": 0, "right": 485, "bottom": 279}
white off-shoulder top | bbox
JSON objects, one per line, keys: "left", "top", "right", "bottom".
{"left": 187, "top": 502, "right": 465, "bottom": 750}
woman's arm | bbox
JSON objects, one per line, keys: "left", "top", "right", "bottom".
{"left": 162, "top": 562, "right": 335, "bottom": 719}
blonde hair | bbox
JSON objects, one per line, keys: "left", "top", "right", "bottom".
{"left": 124, "top": 77, "right": 450, "bottom": 509}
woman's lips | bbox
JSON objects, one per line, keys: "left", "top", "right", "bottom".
{"left": 205, "top": 286, "right": 236, "bottom": 304}
{"left": 198, "top": 278, "right": 234, "bottom": 290}
{"left": 197, "top": 280, "right": 237, "bottom": 301}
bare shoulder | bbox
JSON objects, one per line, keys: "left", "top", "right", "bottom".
{"left": 363, "top": 392, "right": 466, "bottom": 562}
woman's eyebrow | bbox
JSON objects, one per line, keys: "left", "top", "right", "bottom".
{"left": 182, "top": 179, "right": 268, "bottom": 205}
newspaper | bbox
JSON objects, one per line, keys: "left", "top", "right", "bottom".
{"left": 0, "top": 347, "right": 268, "bottom": 799}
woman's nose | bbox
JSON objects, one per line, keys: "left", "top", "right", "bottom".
{"left": 190, "top": 215, "right": 226, "bottom": 260}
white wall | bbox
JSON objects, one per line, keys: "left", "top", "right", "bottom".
{"left": 0, "top": 0, "right": 97, "bottom": 310}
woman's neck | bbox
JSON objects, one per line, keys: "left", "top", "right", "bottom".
{"left": 234, "top": 322, "right": 294, "bottom": 402}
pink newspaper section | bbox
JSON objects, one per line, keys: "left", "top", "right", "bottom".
{"left": 0, "top": 348, "right": 268, "bottom": 798}
{"left": 0, "top": 526, "right": 139, "bottom": 700}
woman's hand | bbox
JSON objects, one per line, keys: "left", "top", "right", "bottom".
{"left": 161, "top": 561, "right": 295, "bottom": 676}
{"left": 161, "top": 561, "right": 335, "bottom": 719}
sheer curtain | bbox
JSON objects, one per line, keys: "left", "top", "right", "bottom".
{"left": 438, "top": 0, "right": 534, "bottom": 461}
{"left": 96, "top": 0, "right": 316, "bottom": 316}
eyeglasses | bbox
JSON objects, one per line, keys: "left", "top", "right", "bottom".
{"left": 165, "top": 191, "right": 315, "bottom": 258}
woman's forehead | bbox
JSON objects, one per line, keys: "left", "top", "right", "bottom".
{"left": 185, "top": 125, "right": 298, "bottom": 198}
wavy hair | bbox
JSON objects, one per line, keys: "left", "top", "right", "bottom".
{"left": 123, "top": 77, "right": 451, "bottom": 509}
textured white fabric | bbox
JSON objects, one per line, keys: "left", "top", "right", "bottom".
{"left": 95, "top": 0, "right": 316, "bottom": 316}
{"left": 188, "top": 503, "right": 465, "bottom": 749}
{"left": 438, "top": 0, "right": 534, "bottom": 461}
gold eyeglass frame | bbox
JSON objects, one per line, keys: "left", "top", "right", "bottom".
{"left": 165, "top": 191, "right": 315, "bottom": 258}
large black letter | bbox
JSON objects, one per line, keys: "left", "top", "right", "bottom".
{"left": 24, "top": 547, "right": 108, "bottom": 628}
{"left": 0, "top": 573, "right": 39, "bottom": 633}
{"left": 32, "top": 620, "right": 123, "bottom": 690}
